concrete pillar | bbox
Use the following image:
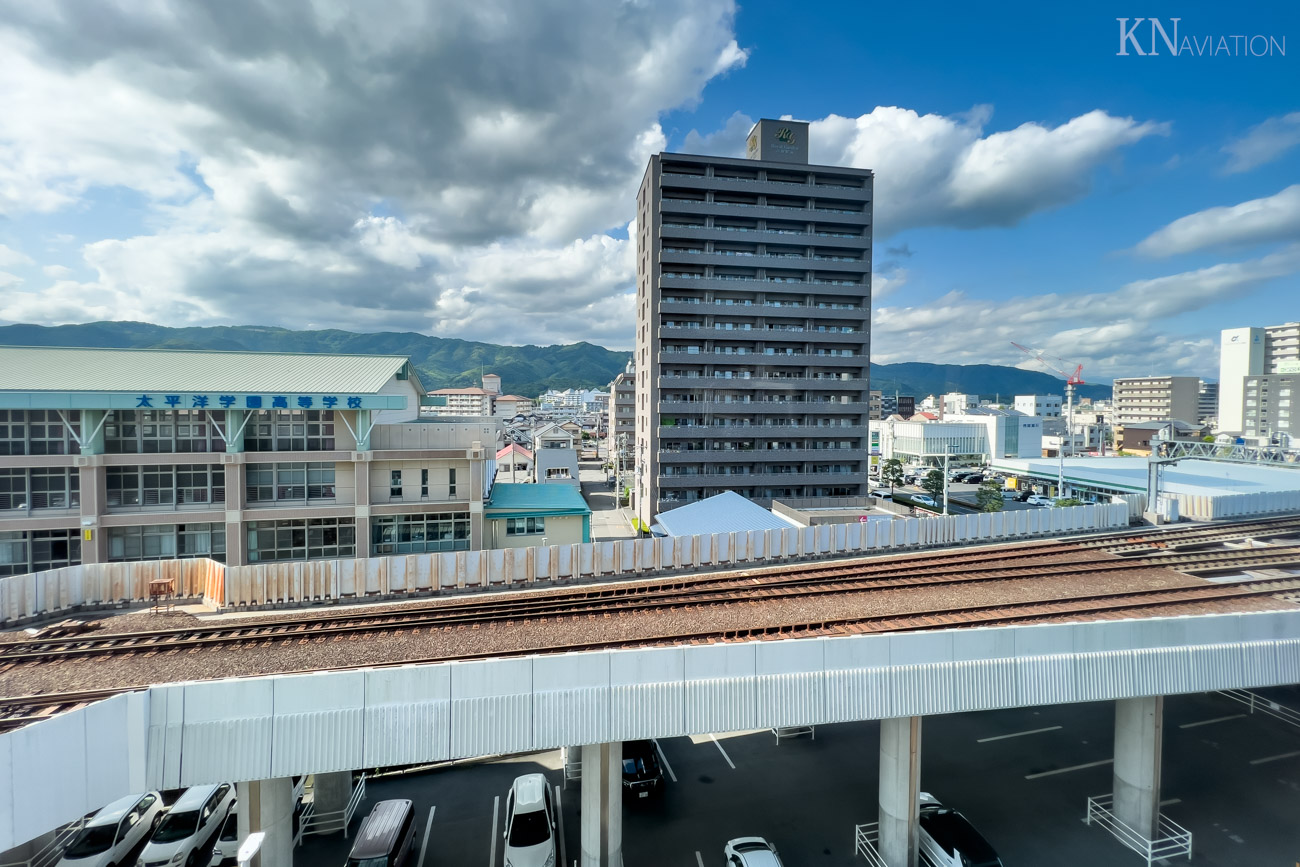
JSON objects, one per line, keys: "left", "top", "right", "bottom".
{"left": 237, "top": 778, "right": 295, "bottom": 867}
{"left": 1113, "top": 696, "right": 1163, "bottom": 839}
{"left": 878, "top": 716, "right": 922, "bottom": 867}
{"left": 580, "top": 741, "right": 622, "bottom": 867}
{"left": 311, "top": 771, "right": 352, "bottom": 819}
{"left": 77, "top": 462, "right": 106, "bottom": 565}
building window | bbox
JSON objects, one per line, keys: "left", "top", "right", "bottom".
{"left": 27, "top": 468, "right": 80, "bottom": 509}
{"left": 421, "top": 469, "right": 429, "bottom": 498}
{"left": 448, "top": 468, "right": 456, "bottom": 497}
{"left": 246, "top": 517, "right": 356, "bottom": 562}
{"left": 0, "top": 529, "right": 83, "bottom": 576}
{"left": 107, "top": 523, "right": 226, "bottom": 563}
{"left": 390, "top": 469, "right": 403, "bottom": 498}
{"left": 506, "top": 517, "right": 546, "bottom": 536}
{"left": 372, "top": 512, "right": 470, "bottom": 554}
{"left": 246, "top": 462, "right": 335, "bottom": 503}
{"left": 244, "top": 410, "right": 336, "bottom": 452}
{"left": 0, "top": 410, "right": 81, "bottom": 456}
{"left": 545, "top": 468, "right": 573, "bottom": 480}
{"left": 107, "top": 465, "right": 224, "bottom": 508}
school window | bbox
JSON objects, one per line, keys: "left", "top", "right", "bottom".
{"left": 448, "top": 468, "right": 457, "bottom": 497}
{"left": 506, "top": 517, "right": 545, "bottom": 536}
{"left": 390, "top": 469, "right": 403, "bottom": 498}
{"left": 421, "top": 469, "right": 429, "bottom": 498}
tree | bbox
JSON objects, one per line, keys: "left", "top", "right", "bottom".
{"left": 976, "top": 481, "right": 1005, "bottom": 512}
{"left": 921, "top": 469, "right": 945, "bottom": 504}
{"left": 880, "top": 458, "right": 905, "bottom": 494}
{"left": 1052, "top": 497, "right": 1084, "bottom": 507}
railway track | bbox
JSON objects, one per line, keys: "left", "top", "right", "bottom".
{"left": 4, "top": 532, "right": 1300, "bottom": 667}
{"left": 0, "top": 572, "right": 1296, "bottom": 734}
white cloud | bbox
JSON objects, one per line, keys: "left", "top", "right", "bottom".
{"left": 872, "top": 245, "right": 1300, "bottom": 379}
{"left": 0, "top": 243, "right": 34, "bottom": 267}
{"left": 811, "top": 106, "right": 1167, "bottom": 236}
{"left": 1222, "top": 112, "right": 1300, "bottom": 174}
{"left": 0, "top": 271, "right": 22, "bottom": 288}
{"left": 41, "top": 264, "right": 72, "bottom": 278}
{"left": 1135, "top": 184, "right": 1300, "bottom": 258}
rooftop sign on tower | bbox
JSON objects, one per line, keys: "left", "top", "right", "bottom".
{"left": 746, "top": 118, "right": 809, "bottom": 164}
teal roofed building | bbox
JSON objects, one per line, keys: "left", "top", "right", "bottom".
{"left": 485, "top": 483, "right": 592, "bottom": 548}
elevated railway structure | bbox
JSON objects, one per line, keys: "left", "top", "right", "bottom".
{"left": 0, "top": 515, "right": 1298, "bottom": 864}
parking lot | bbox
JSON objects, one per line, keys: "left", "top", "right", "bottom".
{"left": 297, "top": 688, "right": 1300, "bottom": 866}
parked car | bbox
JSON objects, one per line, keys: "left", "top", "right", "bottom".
{"left": 206, "top": 811, "right": 238, "bottom": 867}
{"left": 58, "top": 792, "right": 164, "bottom": 867}
{"left": 136, "top": 783, "right": 234, "bottom": 867}
{"left": 869, "top": 487, "right": 892, "bottom": 499}
{"left": 964, "top": 474, "right": 984, "bottom": 484}
{"left": 912, "top": 494, "right": 937, "bottom": 507}
{"left": 918, "top": 792, "right": 1004, "bottom": 867}
{"left": 503, "top": 774, "right": 557, "bottom": 867}
{"left": 1025, "top": 494, "right": 1054, "bottom": 506}
{"left": 347, "top": 799, "right": 416, "bottom": 867}
{"left": 724, "top": 837, "right": 785, "bottom": 867}
{"left": 622, "top": 740, "right": 666, "bottom": 800}
{"left": 1000, "top": 490, "right": 1019, "bottom": 500}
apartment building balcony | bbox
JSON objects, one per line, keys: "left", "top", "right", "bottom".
{"left": 660, "top": 172, "right": 824, "bottom": 198}
{"left": 658, "top": 298, "right": 867, "bottom": 321}
{"left": 658, "top": 423, "right": 863, "bottom": 438}
{"left": 659, "top": 248, "right": 869, "bottom": 275}
{"left": 660, "top": 199, "right": 872, "bottom": 226}
{"left": 660, "top": 223, "right": 868, "bottom": 250}
{"left": 657, "top": 375, "right": 868, "bottom": 390}
{"left": 658, "top": 447, "right": 868, "bottom": 463}
{"left": 658, "top": 400, "right": 869, "bottom": 413}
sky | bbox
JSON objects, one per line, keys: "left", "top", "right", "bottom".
{"left": 0, "top": 0, "right": 1296, "bottom": 382}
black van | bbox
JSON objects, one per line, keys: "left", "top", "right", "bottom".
{"left": 347, "top": 799, "right": 417, "bottom": 867}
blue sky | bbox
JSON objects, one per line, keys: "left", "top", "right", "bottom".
{"left": 0, "top": 0, "right": 1296, "bottom": 381}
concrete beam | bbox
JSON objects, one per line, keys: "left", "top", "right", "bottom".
{"left": 580, "top": 742, "right": 622, "bottom": 867}
{"left": 878, "top": 716, "right": 922, "bottom": 867}
{"left": 1113, "top": 695, "right": 1163, "bottom": 839}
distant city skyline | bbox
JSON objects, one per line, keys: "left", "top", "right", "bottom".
{"left": 0, "top": 1, "right": 1295, "bottom": 381}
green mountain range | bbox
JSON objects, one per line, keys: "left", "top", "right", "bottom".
{"left": 0, "top": 321, "right": 1112, "bottom": 401}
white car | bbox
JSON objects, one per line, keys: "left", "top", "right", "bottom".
{"left": 724, "top": 837, "right": 785, "bottom": 867}
{"left": 1000, "top": 490, "right": 1019, "bottom": 500}
{"left": 1025, "top": 494, "right": 1054, "bottom": 506}
{"left": 58, "top": 792, "right": 164, "bottom": 867}
{"left": 918, "top": 792, "right": 1004, "bottom": 867}
{"left": 503, "top": 774, "right": 556, "bottom": 867}
{"left": 136, "top": 783, "right": 234, "bottom": 867}
{"left": 205, "top": 811, "right": 238, "bottom": 867}
{"left": 912, "top": 494, "right": 937, "bottom": 507}
{"left": 869, "top": 488, "right": 892, "bottom": 499}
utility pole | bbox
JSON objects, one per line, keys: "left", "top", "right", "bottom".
{"left": 943, "top": 445, "right": 951, "bottom": 516}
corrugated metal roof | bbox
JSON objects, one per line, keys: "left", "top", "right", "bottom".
{"left": 653, "top": 491, "right": 794, "bottom": 536}
{"left": 0, "top": 346, "right": 415, "bottom": 395}
{"left": 485, "top": 482, "right": 590, "bottom": 515}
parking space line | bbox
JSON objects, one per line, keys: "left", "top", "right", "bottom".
{"left": 1025, "top": 759, "right": 1112, "bottom": 779}
{"left": 977, "top": 725, "right": 1062, "bottom": 742}
{"left": 654, "top": 739, "right": 678, "bottom": 783}
{"left": 1249, "top": 750, "right": 1300, "bottom": 765}
{"left": 709, "top": 733, "right": 736, "bottom": 769}
{"left": 1160, "top": 798, "right": 1182, "bottom": 807}
{"left": 555, "top": 784, "right": 567, "bottom": 867}
{"left": 489, "top": 794, "right": 499, "bottom": 867}
{"left": 1178, "top": 713, "right": 1246, "bottom": 729}
{"left": 695, "top": 851, "right": 705, "bottom": 867}
{"left": 418, "top": 806, "right": 436, "bottom": 867}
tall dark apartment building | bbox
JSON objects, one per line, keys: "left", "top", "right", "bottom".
{"left": 633, "top": 119, "right": 873, "bottom": 527}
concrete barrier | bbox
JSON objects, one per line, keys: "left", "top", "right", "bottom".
{"left": 1172, "top": 488, "right": 1300, "bottom": 521}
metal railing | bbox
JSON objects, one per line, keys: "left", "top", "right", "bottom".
{"left": 852, "top": 822, "right": 888, "bottom": 866}
{"left": 299, "top": 772, "right": 367, "bottom": 840}
{"left": 1218, "top": 688, "right": 1300, "bottom": 729}
{"left": 1084, "top": 795, "right": 1192, "bottom": 864}
{"left": 0, "top": 818, "right": 86, "bottom": 867}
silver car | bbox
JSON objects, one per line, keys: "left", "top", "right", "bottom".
{"left": 723, "top": 837, "right": 785, "bottom": 867}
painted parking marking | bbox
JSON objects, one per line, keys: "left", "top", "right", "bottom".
{"left": 1025, "top": 758, "right": 1113, "bottom": 780}
{"left": 417, "top": 806, "right": 436, "bottom": 867}
{"left": 709, "top": 733, "right": 737, "bottom": 769}
{"left": 555, "top": 784, "right": 567, "bottom": 867}
{"left": 1160, "top": 798, "right": 1182, "bottom": 807}
{"left": 1249, "top": 750, "right": 1300, "bottom": 765}
{"left": 654, "top": 738, "right": 678, "bottom": 783}
{"left": 1178, "top": 713, "right": 1246, "bottom": 729}
{"left": 488, "top": 794, "right": 500, "bottom": 867}
{"left": 977, "top": 725, "right": 1062, "bottom": 743}
{"left": 695, "top": 852, "right": 705, "bottom": 867}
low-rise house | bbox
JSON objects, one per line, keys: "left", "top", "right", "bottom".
{"left": 484, "top": 483, "right": 591, "bottom": 548}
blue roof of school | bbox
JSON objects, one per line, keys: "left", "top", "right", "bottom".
{"left": 652, "top": 491, "right": 794, "bottom": 537}
{"left": 485, "top": 483, "right": 592, "bottom": 518}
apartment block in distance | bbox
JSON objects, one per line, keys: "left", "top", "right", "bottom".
{"left": 1219, "top": 322, "right": 1300, "bottom": 434}
{"left": 633, "top": 118, "right": 873, "bottom": 526}
{"left": 0, "top": 346, "right": 498, "bottom": 574}
{"left": 1112, "top": 376, "right": 1201, "bottom": 425}
{"left": 607, "top": 361, "right": 635, "bottom": 473}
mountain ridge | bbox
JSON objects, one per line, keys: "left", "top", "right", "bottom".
{"left": 0, "top": 322, "right": 1112, "bottom": 401}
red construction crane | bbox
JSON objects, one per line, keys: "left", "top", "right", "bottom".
{"left": 1010, "top": 342, "right": 1085, "bottom": 386}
